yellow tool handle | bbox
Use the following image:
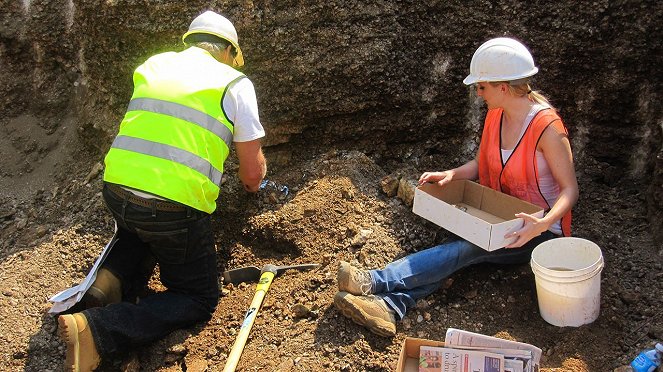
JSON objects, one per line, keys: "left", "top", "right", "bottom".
{"left": 223, "top": 271, "right": 275, "bottom": 372}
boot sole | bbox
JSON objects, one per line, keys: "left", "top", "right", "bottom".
{"left": 58, "top": 315, "right": 81, "bottom": 372}
{"left": 334, "top": 294, "right": 395, "bottom": 337}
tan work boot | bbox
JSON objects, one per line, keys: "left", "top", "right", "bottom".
{"left": 58, "top": 313, "right": 101, "bottom": 372}
{"left": 337, "top": 261, "right": 373, "bottom": 295}
{"left": 334, "top": 291, "right": 396, "bottom": 337}
{"left": 83, "top": 268, "right": 121, "bottom": 308}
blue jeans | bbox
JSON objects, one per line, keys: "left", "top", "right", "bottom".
{"left": 371, "top": 232, "right": 557, "bottom": 320}
{"left": 83, "top": 183, "right": 219, "bottom": 356}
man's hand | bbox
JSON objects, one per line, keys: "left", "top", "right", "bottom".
{"left": 235, "top": 139, "right": 266, "bottom": 193}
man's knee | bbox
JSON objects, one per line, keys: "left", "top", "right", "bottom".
{"left": 198, "top": 291, "right": 219, "bottom": 317}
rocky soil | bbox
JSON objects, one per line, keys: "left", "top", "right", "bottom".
{"left": 0, "top": 145, "right": 661, "bottom": 371}
{"left": 1, "top": 1, "right": 662, "bottom": 371}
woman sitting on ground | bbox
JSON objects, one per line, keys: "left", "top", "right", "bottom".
{"left": 333, "top": 37, "right": 579, "bottom": 337}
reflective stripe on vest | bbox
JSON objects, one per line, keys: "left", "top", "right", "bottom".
{"left": 111, "top": 135, "right": 223, "bottom": 185}
{"left": 478, "top": 107, "right": 572, "bottom": 236}
{"left": 127, "top": 98, "right": 234, "bottom": 148}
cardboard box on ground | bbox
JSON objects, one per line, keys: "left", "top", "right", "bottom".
{"left": 412, "top": 180, "right": 544, "bottom": 251}
{"left": 395, "top": 328, "right": 542, "bottom": 372}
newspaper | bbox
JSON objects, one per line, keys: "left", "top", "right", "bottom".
{"left": 444, "top": 328, "right": 542, "bottom": 372}
{"left": 47, "top": 223, "right": 118, "bottom": 314}
{"left": 419, "top": 345, "right": 504, "bottom": 372}
{"left": 453, "top": 346, "right": 531, "bottom": 372}
{"left": 504, "top": 358, "right": 524, "bottom": 372}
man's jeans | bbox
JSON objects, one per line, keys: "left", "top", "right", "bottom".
{"left": 371, "top": 232, "right": 556, "bottom": 320}
{"left": 83, "top": 184, "right": 219, "bottom": 356}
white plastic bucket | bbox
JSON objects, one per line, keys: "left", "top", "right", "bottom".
{"left": 530, "top": 237, "right": 604, "bottom": 327}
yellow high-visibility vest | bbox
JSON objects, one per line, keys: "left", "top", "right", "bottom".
{"left": 104, "top": 47, "right": 245, "bottom": 213}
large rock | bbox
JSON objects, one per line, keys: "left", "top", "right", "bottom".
{"left": 397, "top": 177, "right": 417, "bottom": 207}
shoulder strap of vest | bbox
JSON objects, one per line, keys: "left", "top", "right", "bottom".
{"left": 531, "top": 109, "right": 569, "bottom": 154}
{"left": 485, "top": 108, "right": 503, "bottom": 125}
{"left": 532, "top": 108, "right": 573, "bottom": 235}
{"left": 221, "top": 75, "right": 248, "bottom": 127}
{"left": 532, "top": 108, "right": 566, "bottom": 134}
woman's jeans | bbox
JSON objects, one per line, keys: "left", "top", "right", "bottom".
{"left": 371, "top": 232, "right": 557, "bottom": 320}
{"left": 83, "top": 184, "right": 219, "bottom": 356}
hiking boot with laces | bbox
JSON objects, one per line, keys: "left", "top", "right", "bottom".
{"left": 337, "top": 261, "right": 373, "bottom": 295}
{"left": 58, "top": 313, "right": 101, "bottom": 372}
{"left": 333, "top": 291, "right": 396, "bottom": 337}
{"left": 83, "top": 268, "right": 122, "bottom": 308}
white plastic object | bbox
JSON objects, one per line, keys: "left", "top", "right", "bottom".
{"left": 463, "top": 37, "right": 539, "bottom": 85}
{"left": 530, "top": 237, "right": 604, "bottom": 327}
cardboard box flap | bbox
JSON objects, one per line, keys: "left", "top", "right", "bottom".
{"left": 396, "top": 337, "right": 446, "bottom": 372}
{"left": 419, "top": 181, "right": 463, "bottom": 204}
{"left": 461, "top": 180, "right": 483, "bottom": 208}
{"left": 480, "top": 186, "right": 543, "bottom": 219}
{"left": 419, "top": 182, "right": 499, "bottom": 223}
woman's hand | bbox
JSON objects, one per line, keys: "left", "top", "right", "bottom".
{"left": 418, "top": 170, "right": 456, "bottom": 187}
{"left": 419, "top": 159, "right": 479, "bottom": 187}
{"left": 504, "top": 212, "right": 549, "bottom": 248}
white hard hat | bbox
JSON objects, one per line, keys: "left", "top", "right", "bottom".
{"left": 182, "top": 10, "right": 244, "bottom": 67}
{"left": 463, "top": 37, "right": 538, "bottom": 85}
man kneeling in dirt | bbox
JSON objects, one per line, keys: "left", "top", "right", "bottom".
{"left": 56, "top": 11, "right": 266, "bottom": 371}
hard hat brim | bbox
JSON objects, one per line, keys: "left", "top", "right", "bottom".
{"left": 463, "top": 75, "right": 479, "bottom": 85}
{"left": 233, "top": 50, "right": 244, "bottom": 67}
{"left": 462, "top": 68, "right": 538, "bottom": 86}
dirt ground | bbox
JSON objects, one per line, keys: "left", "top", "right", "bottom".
{"left": 0, "top": 122, "right": 661, "bottom": 371}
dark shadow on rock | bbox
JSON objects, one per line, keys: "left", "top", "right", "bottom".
{"left": 24, "top": 311, "right": 62, "bottom": 372}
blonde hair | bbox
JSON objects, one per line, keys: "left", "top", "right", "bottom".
{"left": 490, "top": 81, "right": 555, "bottom": 110}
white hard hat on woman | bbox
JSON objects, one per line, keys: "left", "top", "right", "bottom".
{"left": 463, "top": 37, "right": 538, "bottom": 85}
{"left": 182, "top": 10, "right": 244, "bottom": 67}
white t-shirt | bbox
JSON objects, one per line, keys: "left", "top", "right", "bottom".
{"left": 223, "top": 77, "right": 265, "bottom": 142}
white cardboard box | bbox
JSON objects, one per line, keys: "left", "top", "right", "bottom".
{"left": 412, "top": 180, "right": 544, "bottom": 251}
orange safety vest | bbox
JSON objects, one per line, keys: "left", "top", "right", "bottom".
{"left": 478, "top": 108, "right": 572, "bottom": 236}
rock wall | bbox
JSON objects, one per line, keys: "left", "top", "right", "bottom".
{"left": 651, "top": 121, "right": 663, "bottom": 246}
{"left": 1, "top": 0, "right": 661, "bottom": 239}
